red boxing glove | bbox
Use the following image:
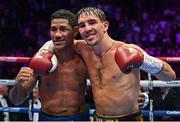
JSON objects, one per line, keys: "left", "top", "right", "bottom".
{"left": 115, "top": 46, "right": 163, "bottom": 74}
{"left": 29, "top": 50, "right": 57, "bottom": 75}
{"left": 115, "top": 46, "right": 143, "bottom": 73}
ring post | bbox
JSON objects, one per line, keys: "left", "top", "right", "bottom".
{"left": 28, "top": 99, "right": 33, "bottom": 121}
{"left": 148, "top": 73, "right": 154, "bottom": 122}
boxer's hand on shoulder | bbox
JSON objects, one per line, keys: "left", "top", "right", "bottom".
{"left": 15, "top": 67, "right": 33, "bottom": 85}
{"left": 115, "top": 46, "right": 143, "bottom": 73}
{"left": 29, "top": 50, "right": 57, "bottom": 75}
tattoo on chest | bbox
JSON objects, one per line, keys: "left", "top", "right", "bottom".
{"left": 73, "top": 69, "right": 82, "bottom": 83}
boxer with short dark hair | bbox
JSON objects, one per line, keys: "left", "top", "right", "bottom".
{"left": 9, "top": 9, "right": 90, "bottom": 121}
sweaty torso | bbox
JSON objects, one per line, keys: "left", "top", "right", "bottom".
{"left": 76, "top": 40, "right": 141, "bottom": 116}
{"left": 39, "top": 53, "right": 88, "bottom": 116}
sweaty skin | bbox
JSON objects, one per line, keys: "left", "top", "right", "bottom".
{"left": 76, "top": 40, "right": 140, "bottom": 116}
{"left": 9, "top": 18, "right": 89, "bottom": 116}
{"left": 40, "top": 52, "right": 87, "bottom": 115}
{"left": 39, "top": 18, "right": 88, "bottom": 115}
{"left": 76, "top": 12, "right": 176, "bottom": 117}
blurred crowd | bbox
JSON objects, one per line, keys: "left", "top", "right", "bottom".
{"left": 0, "top": 0, "right": 179, "bottom": 121}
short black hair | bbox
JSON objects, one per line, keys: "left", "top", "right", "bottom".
{"left": 51, "top": 9, "right": 77, "bottom": 28}
{"left": 76, "top": 7, "right": 106, "bottom": 22}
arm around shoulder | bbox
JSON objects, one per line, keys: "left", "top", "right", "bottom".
{"left": 74, "top": 39, "right": 87, "bottom": 54}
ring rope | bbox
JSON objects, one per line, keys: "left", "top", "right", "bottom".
{"left": 141, "top": 110, "right": 180, "bottom": 117}
{"left": 87, "top": 79, "right": 180, "bottom": 87}
{"left": 157, "top": 57, "right": 180, "bottom": 63}
{"left": 140, "top": 80, "right": 180, "bottom": 87}
{"left": 0, "top": 107, "right": 39, "bottom": 113}
{"left": 0, "top": 56, "right": 179, "bottom": 121}
{"left": 0, "top": 79, "right": 15, "bottom": 86}
{"left": 0, "top": 56, "right": 180, "bottom": 63}
{"left": 1, "top": 79, "right": 180, "bottom": 87}
{"left": 0, "top": 56, "right": 30, "bottom": 63}
{"left": 0, "top": 107, "right": 179, "bottom": 117}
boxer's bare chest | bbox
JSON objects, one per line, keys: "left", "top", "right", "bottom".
{"left": 85, "top": 50, "right": 123, "bottom": 86}
{"left": 41, "top": 55, "right": 87, "bottom": 90}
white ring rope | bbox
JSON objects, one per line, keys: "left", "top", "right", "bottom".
{"left": 0, "top": 79, "right": 180, "bottom": 87}
{"left": 0, "top": 79, "right": 15, "bottom": 86}
{"left": 140, "top": 80, "right": 180, "bottom": 87}
{"left": 87, "top": 79, "right": 180, "bottom": 87}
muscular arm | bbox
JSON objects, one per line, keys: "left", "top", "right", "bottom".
{"left": 9, "top": 67, "right": 37, "bottom": 106}
{"left": 154, "top": 61, "right": 176, "bottom": 81}
{"left": 115, "top": 44, "right": 176, "bottom": 81}
{"left": 38, "top": 39, "right": 86, "bottom": 56}
{"left": 129, "top": 44, "right": 176, "bottom": 81}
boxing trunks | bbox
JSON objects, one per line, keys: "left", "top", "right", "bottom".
{"left": 93, "top": 111, "right": 143, "bottom": 122}
{"left": 39, "top": 109, "right": 90, "bottom": 121}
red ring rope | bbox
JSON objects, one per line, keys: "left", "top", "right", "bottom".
{"left": 0, "top": 56, "right": 31, "bottom": 63}
{"left": 0, "top": 56, "right": 180, "bottom": 63}
{"left": 157, "top": 57, "right": 180, "bottom": 63}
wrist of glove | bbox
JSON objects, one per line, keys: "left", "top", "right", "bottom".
{"left": 49, "top": 54, "right": 58, "bottom": 72}
{"left": 39, "top": 40, "right": 54, "bottom": 52}
{"left": 140, "top": 53, "right": 164, "bottom": 75}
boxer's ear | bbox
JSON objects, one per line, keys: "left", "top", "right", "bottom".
{"left": 73, "top": 26, "right": 79, "bottom": 36}
{"left": 103, "top": 21, "right": 109, "bottom": 33}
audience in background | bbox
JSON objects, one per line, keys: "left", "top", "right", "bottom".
{"left": 0, "top": 85, "right": 9, "bottom": 121}
{"left": 32, "top": 84, "right": 41, "bottom": 122}
{"left": 144, "top": 87, "right": 180, "bottom": 121}
{"left": 0, "top": 0, "right": 179, "bottom": 80}
{"left": 0, "top": 0, "right": 179, "bottom": 121}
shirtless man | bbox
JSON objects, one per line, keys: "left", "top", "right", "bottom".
{"left": 37, "top": 8, "right": 174, "bottom": 121}
{"left": 74, "top": 7, "right": 176, "bottom": 121}
{"left": 10, "top": 9, "right": 151, "bottom": 121}
{"left": 8, "top": 9, "right": 89, "bottom": 121}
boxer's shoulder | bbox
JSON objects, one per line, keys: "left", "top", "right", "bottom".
{"left": 74, "top": 39, "right": 89, "bottom": 53}
{"left": 74, "top": 39, "right": 87, "bottom": 45}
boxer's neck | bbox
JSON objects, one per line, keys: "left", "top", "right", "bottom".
{"left": 55, "top": 45, "right": 76, "bottom": 63}
{"left": 92, "top": 35, "right": 114, "bottom": 57}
